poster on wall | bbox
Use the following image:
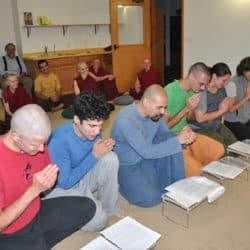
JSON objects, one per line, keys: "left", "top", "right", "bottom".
{"left": 24, "top": 12, "right": 33, "bottom": 25}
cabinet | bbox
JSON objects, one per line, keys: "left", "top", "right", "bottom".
{"left": 24, "top": 52, "right": 112, "bottom": 95}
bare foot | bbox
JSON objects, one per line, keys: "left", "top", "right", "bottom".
{"left": 116, "top": 209, "right": 126, "bottom": 219}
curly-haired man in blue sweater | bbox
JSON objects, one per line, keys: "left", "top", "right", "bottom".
{"left": 45, "top": 91, "right": 120, "bottom": 232}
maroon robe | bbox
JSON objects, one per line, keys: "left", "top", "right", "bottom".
{"left": 2, "top": 86, "right": 33, "bottom": 129}
{"left": 75, "top": 74, "right": 96, "bottom": 93}
{"left": 89, "top": 66, "right": 119, "bottom": 101}
{"left": 129, "top": 67, "right": 162, "bottom": 99}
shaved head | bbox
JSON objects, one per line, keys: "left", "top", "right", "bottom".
{"left": 10, "top": 104, "right": 51, "bottom": 139}
{"left": 77, "top": 61, "right": 88, "bottom": 70}
{"left": 143, "top": 59, "right": 151, "bottom": 71}
{"left": 143, "top": 84, "right": 166, "bottom": 101}
{"left": 139, "top": 85, "right": 167, "bottom": 121}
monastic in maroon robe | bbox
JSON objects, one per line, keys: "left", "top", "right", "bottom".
{"left": 89, "top": 66, "right": 119, "bottom": 101}
{"left": 74, "top": 74, "right": 96, "bottom": 93}
{"left": 2, "top": 86, "right": 33, "bottom": 129}
{"left": 130, "top": 67, "right": 162, "bottom": 99}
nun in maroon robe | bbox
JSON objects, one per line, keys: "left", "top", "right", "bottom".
{"left": 74, "top": 62, "right": 97, "bottom": 95}
{"left": 129, "top": 59, "right": 162, "bottom": 99}
{"left": 89, "top": 59, "right": 119, "bottom": 101}
{"left": 2, "top": 75, "right": 33, "bottom": 129}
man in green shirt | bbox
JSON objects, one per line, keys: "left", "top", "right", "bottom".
{"left": 164, "top": 62, "right": 224, "bottom": 176}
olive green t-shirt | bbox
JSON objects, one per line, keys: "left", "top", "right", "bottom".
{"left": 164, "top": 80, "right": 194, "bottom": 132}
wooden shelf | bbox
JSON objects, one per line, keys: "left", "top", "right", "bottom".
{"left": 22, "top": 23, "right": 110, "bottom": 37}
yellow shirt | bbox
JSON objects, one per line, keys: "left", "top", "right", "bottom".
{"left": 35, "top": 72, "right": 61, "bottom": 98}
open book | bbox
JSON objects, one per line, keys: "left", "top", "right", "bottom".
{"left": 202, "top": 160, "right": 243, "bottom": 179}
{"left": 227, "top": 141, "right": 250, "bottom": 157}
{"left": 81, "top": 216, "right": 161, "bottom": 250}
{"left": 163, "top": 176, "right": 225, "bottom": 210}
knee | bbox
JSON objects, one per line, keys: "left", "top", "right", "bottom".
{"left": 120, "top": 184, "right": 161, "bottom": 207}
{"left": 81, "top": 205, "right": 108, "bottom": 232}
{"left": 100, "top": 151, "right": 119, "bottom": 172}
{"left": 213, "top": 141, "right": 225, "bottom": 159}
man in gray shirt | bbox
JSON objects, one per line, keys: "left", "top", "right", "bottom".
{"left": 224, "top": 56, "right": 250, "bottom": 140}
{"left": 0, "top": 43, "right": 33, "bottom": 97}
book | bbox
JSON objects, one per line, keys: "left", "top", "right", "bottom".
{"left": 202, "top": 161, "right": 243, "bottom": 179}
{"left": 227, "top": 141, "right": 250, "bottom": 157}
{"left": 163, "top": 176, "right": 225, "bottom": 210}
{"left": 81, "top": 216, "right": 161, "bottom": 250}
{"left": 220, "top": 156, "right": 250, "bottom": 170}
{"left": 81, "top": 236, "right": 119, "bottom": 250}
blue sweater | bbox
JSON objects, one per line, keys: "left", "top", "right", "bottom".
{"left": 111, "top": 103, "right": 182, "bottom": 166}
{"left": 48, "top": 122, "right": 98, "bottom": 189}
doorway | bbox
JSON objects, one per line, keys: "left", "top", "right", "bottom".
{"left": 156, "top": 0, "right": 182, "bottom": 85}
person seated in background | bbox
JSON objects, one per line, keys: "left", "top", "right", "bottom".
{"left": 111, "top": 85, "right": 194, "bottom": 207}
{"left": 164, "top": 62, "right": 225, "bottom": 177}
{"left": 0, "top": 104, "right": 95, "bottom": 250}
{"left": 2, "top": 74, "right": 33, "bottom": 130}
{"left": 0, "top": 43, "right": 33, "bottom": 97}
{"left": 45, "top": 91, "right": 120, "bottom": 232}
{"left": 89, "top": 58, "right": 119, "bottom": 101}
{"left": 73, "top": 61, "right": 96, "bottom": 95}
{"left": 34, "top": 60, "right": 64, "bottom": 112}
{"left": 193, "top": 62, "right": 237, "bottom": 148}
{"left": 224, "top": 56, "right": 250, "bottom": 140}
{"left": 129, "top": 59, "right": 162, "bottom": 100}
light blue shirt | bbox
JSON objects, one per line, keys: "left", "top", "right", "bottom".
{"left": 111, "top": 103, "right": 182, "bottom": 166}
{"left": 0, "top": 55, "right": 27, "bottom": 76}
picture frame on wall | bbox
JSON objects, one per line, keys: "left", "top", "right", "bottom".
{"left": 24, "top": 12, "right": 33, "bottom": 25}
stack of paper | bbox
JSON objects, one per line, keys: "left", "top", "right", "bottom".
{"left": 202, "top": 161, "right": 243, "bottom": 179}
{"left": 163, "top": 176, "right": 225, "bottom": 210}
{"left": 227, "top": 141, "right": 250, "bottom": 157}
{"left": 81, "top": 216, "right": 161, "bottom": 250}
{"left": 220, "top": 156, "right": 250, "bottom": 170}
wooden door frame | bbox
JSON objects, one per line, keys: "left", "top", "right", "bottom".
{"left": 109, "top": 0, "right": 151, "bottom": 92}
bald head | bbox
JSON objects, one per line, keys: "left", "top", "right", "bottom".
{"left": 143, "top": 84, "right": 166, "bottom": 101}
{"left": 140, "top": 85, "right": 167, "bottom": 121}
{"left": 143, "top": 59, "right": 151, "bottom": 71}
{"left": 10, "top": 104, "right": 51, "bottom": 139}
{"left": 77, "top": 61, "right": 88, "bottom": 71}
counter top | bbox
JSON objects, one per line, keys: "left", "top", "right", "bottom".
{"left": 23, "top": 47, "right": 111, "bottom": 60}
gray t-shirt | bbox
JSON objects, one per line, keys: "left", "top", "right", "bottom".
{"left": 224, "top": 76, "right": 250, "bottom": 123}
{"left": 194, "top": 88, "right": 227, "bottom": 131}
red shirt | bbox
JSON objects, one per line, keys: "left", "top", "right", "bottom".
{"left": 0, "top": 139, "right": 50, "bottom": 234}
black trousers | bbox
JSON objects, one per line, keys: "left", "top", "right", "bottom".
{"left": 0, "top": 196, "right": 96, "bottom": 250}
{"left": 224, "top": 120, "right": 250, "bottom": 141}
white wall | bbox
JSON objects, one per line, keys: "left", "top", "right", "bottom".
{"left": 183, "top": 0, "right": 250, "bottom": 75}
{"left": 16, "top": 0, "right": 110, "bottom": 53}
{"left": 0, "top": 0, "right": 17, "bottom": 56}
